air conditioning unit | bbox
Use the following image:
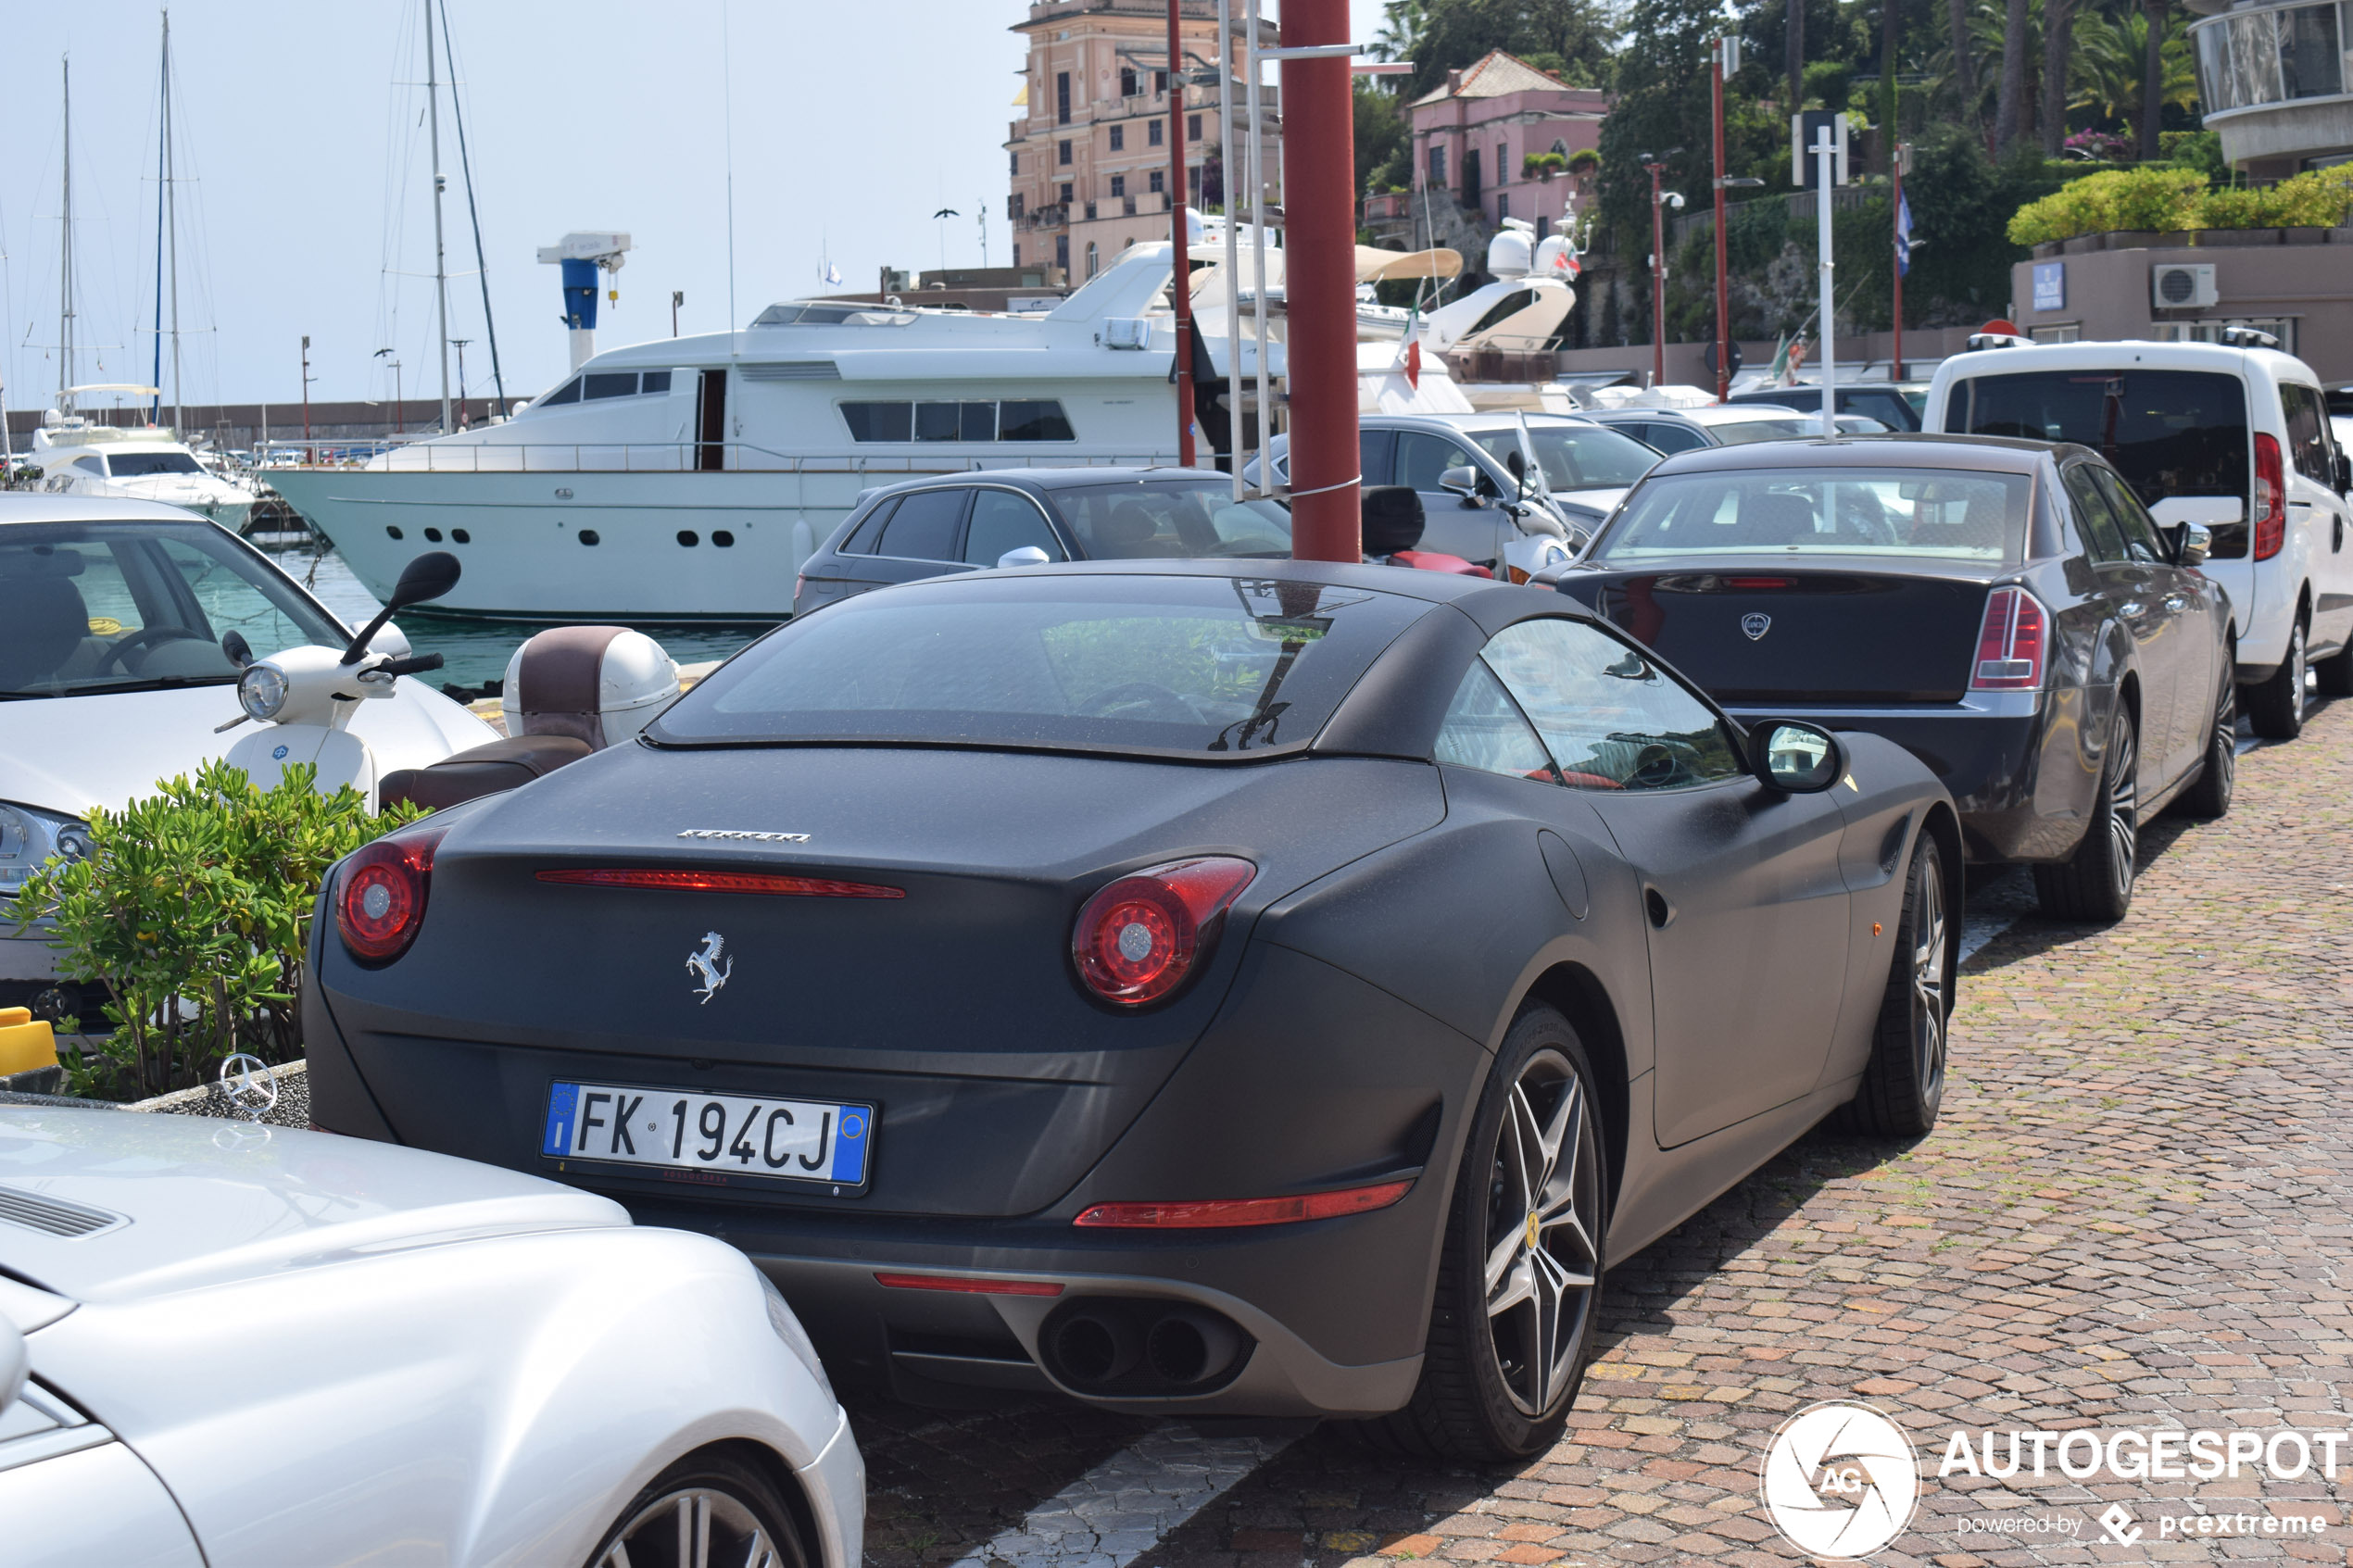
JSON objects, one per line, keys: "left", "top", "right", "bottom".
{"left": 2152, "top": 263, "right": 2219, "bottom": 309}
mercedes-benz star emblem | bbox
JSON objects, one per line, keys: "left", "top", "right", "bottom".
{"left": 218, "top": 1053, "right": 280, "bottom": 1123}
{"left": 686, "top": 931, "right": 734, "bottom": 1004}
{"left": 1742, "top": 612, "right": 1773, "bottom": 641}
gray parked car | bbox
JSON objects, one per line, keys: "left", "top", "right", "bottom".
{"left": 1250, "top": 412, "right": 1662, "bottom": 567}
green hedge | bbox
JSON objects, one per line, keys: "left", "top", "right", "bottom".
{"left": 2009, "top": 165, "right": 2353, "bottom": 245}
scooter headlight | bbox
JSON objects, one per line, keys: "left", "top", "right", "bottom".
{"left": 238, "top": 664, "right": 290, "bottom": 722}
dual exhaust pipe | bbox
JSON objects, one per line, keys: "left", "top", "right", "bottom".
{"left": 1040, "top": 1299, "right": 1248, "bottom": 1395}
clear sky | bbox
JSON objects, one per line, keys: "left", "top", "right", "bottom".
{"left": 0, "top": 1, "right": 1388, "bottom": 420}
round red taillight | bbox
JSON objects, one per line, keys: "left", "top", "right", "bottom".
{"left": 1072, "top": 857, "right": 1255, "bottom": 1007}
{"left": 336, "top": 825, "right": 448, "bottom": 964}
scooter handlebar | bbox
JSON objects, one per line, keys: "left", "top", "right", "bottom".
{"left": 374, "top": 653, "right": 446, "bottom": 678}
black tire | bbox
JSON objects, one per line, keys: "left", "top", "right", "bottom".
{"left": 2177, "top": 670, "right": 2236, "bottom": 821}
{"left": 2316, "top": 637, "right": 2353, "bottom": 698}
{"left": 2033, "top": 708, "right": 2139, "bottom": 923}
{"left": 2244, "top": 616, "right": 2308, "bottom": 739}
{"left": 1361, "top": 1005, "right": 1606, "bottom": 1462}
{"left": 1839, "top": 834, "right": 1953, "bottom": 1137}
{"left": 585, "top": 1447, "right": 807, "bottom": 1568}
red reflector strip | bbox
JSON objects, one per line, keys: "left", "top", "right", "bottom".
{"left": 1723, "top": 577, "right": 1791, "bottom": 588}
{"left": 536, "top": 869, "right": 904, "bottom": 898}
{"left": 873, "top": 1273, "right": 1066, "bottom": 1297}
{"left": 1072, "top": 1179, "right": 1415, "bottom": 1230}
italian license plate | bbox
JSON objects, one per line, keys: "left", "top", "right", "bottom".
{"left": 542, "top": 1081, "right": 873, "bottom": 1187}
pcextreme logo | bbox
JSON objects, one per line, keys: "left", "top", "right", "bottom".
{"left": 1760, "top": 1401, "right": 1921, "bottom": 1560}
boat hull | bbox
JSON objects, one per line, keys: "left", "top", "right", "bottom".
{"left": 262, "top": 463, "right": 1167, "bottom": 621}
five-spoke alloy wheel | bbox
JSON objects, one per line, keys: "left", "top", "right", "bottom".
{"left": 1366, "top": 1006, "right": 1606, "bottom": 1461}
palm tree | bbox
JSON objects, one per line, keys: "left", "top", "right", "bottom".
{"left": 2040, "top": 0, "right": 2073, "bottom": 156}
{"left": 1947, "top": 0, "right": 1982, "bottom": 125}
{"left": 2140, "top": 0, "right": 2170, "bottom": 158}
{"left": 1994, "top": 0, "right": 2034, "bottom": 154}
{"left": 2071, "top": 6, "right": 2197, "bottom": 135}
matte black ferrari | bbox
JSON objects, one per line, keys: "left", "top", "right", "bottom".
{"left": 306, "top": 560, "right": 1961, "bottom": 1461}
{"left": 1553, "top": 435, "right": 2235, "bottom": 923}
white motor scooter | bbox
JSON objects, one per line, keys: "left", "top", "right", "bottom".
{"left": 215, "top": 552, "right": 461, "bottom": 810}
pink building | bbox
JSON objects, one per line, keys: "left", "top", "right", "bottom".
{"left": 1406, "top": 52, "right": 1607, "bottom": 245}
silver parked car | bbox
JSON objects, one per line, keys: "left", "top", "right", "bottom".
{"left": 0, "top": 1104, "right": 863, "bottom": 1568}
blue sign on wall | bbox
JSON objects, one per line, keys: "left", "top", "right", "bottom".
{"left": 2032, "top": 261, "right": 2066, "bottom": 313}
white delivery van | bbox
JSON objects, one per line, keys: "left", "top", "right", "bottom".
{"left": 1927, "top": 340, "right": 2353, "bottom": 737}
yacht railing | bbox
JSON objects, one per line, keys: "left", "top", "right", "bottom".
{"left": 284, "top": 442, "right": 1176, "bottom": 475}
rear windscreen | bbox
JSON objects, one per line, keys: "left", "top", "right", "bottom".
{"left": 1595, "top": 468, "right": 2030, "bottom": 562}
{"left": 653, "top": 574, "right": 1425, "bottom": 757}
{"left": 1945, "top": 370, "right": 2250, "bottom": 557}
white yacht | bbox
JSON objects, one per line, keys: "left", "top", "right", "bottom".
{"left": 269, "top": 245, "right": 1254, "bottom": 621}
{"left": 31, "top": 400, "right": 258, "bottom": 533}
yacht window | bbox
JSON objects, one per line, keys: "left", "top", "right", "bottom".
{"left": 540, "top": 379, "right": 584, "bottom": 406}
{"left": 585, "top": 372, "right": 639, "bottom": 400}
{"left": 840, "top": 400, "right": 1074, "bottom": 443}
{"left": 1000, "top": 401, "right": 1076, "bottom": 442}
{"left": 749, "top": 303, "right": 871, "bottom": 327}
{"left": 841, "top": 403, "right": 915, "bottom": 442}
{"left": 74, "top": 457, "right": 107, "bottom": 476}
{"left": 642, "top": 370, "right": 673, "bottom": 395}
{"left": 108, "top": 452, "right": 206, "bottom": 477}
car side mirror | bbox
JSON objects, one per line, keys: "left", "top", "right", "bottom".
{"left": 2337, "top": 451, "right": 2352, "bottom": 495}
{"left": 995, "top": 546, "right": 1052, "bottom": 569}
{"left": 1439, "top": 465, "right": 1479, "bottom": 498}
{"left": 2171, "top": 521, "right": 2212, "bottom": 567}
{"left": 1750, "top": 720, "right": 1844, "bottom": 794}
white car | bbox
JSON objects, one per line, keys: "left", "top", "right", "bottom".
{"left": 0, "top": 496, "right": 495, "bottom": 1010}
{"left": 1927, "top": 339, "right": 2353, "bottom": 738}
{"left": 1576, "top": 402, "right": 1826, "bottom": 453}
{"left": 0, "top": 1104, "right": 863, "bottom": 1568}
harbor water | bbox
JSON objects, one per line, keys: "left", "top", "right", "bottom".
{"left": 263, "top": 539, "right": 772, "bottom": 691}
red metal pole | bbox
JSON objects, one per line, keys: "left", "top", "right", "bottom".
{"left": 1279, "top": 0, "right": 1360, "bottom": 562}
{"left": 1891, "top": 144, "right": 1906, "bottom": 382}
{"left": 1712, "top": 50, "right": 1730, "bottom": 400}
{"left": 1168, "top": 0, "right": 1197, "bottom": 469}
{"left": 1646, "top": 160, "right": 1666, "bottom": 388}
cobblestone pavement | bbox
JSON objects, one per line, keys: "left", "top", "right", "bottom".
{"left": 852, "top": 697, "right": 2351, "bottom": 1568}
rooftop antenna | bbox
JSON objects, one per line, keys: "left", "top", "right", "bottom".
{"left": 722, "top": 0, "right": 737, "bottom": 342}
{"left": 58, "top": 56, "right": 76, "bottom": 407}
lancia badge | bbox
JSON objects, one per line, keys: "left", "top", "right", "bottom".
{"left": 1741, "top": 612, "right": 1772, "bottom": 641}
{"left": 686, "top": 931, "right": 733, "bottom": 1004}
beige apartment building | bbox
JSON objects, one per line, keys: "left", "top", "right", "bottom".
{"left": 1007, "top": 0, "right": 1277, "bottom": 282}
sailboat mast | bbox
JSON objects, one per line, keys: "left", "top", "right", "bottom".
{"left": 151, "top": 19, "right": 166, "bottom": 424}
{"left": 436, "top": 0, "right": 508, "bottom": 417}
{"left": 59, "top": 56, "right": 75, "bottom": 405}
{"left": 165, "top": 10, "right": 182, "bottom": 435}
{"left": 424, "top": 0, "right": 453, "bottom": 433}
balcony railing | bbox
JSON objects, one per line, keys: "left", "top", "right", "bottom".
{"left": 283, "top": 442, "right": 1176, "bottom": 476}
{"left": 2192, "top": 0, "right": 2353, "bottom": 115}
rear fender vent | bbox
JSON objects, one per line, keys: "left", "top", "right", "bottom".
{"left": 0, "top": 1185, "right": 127, "bottom": 1239}
{"left": 738, "top": 361, "right": 842, "bottom": 382}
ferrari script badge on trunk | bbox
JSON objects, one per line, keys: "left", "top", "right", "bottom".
{"left": 686, "top": 932, "right": 733, "bottom": 1004}
{"left": 1741, "top": 612, "right": 1772, "bottom": 641}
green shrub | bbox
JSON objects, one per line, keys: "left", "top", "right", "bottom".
{"left": 11, "top": 761, "right": 422, "bottom": 1099}
{"left": 2261, "top": 165, "right": 2353, "bottom": 227}
{"left": 2007, "top": 168, "right": 2206, "bottom": 245}
{"left": 1522, "top": 151, "right": 1569, "bottom": 182}
{"left": 2196, "top": 184, "right": 2271, "bottom": 229}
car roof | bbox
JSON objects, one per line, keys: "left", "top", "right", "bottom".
{"left": 939, "top": 552, "right": 1555, "bottom": 611}
{"left": 0, "top": 495, "right": 220, "bottom": 526}
{"left": 1930, "top": 338, "right": 2322, "bottom": 384}
{"left": 1642, "top": 432, "right": 2060, "bottom": 475}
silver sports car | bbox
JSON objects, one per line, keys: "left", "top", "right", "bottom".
{"left": 0, "top": 1103, "right": 862, "bottom": 1568}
